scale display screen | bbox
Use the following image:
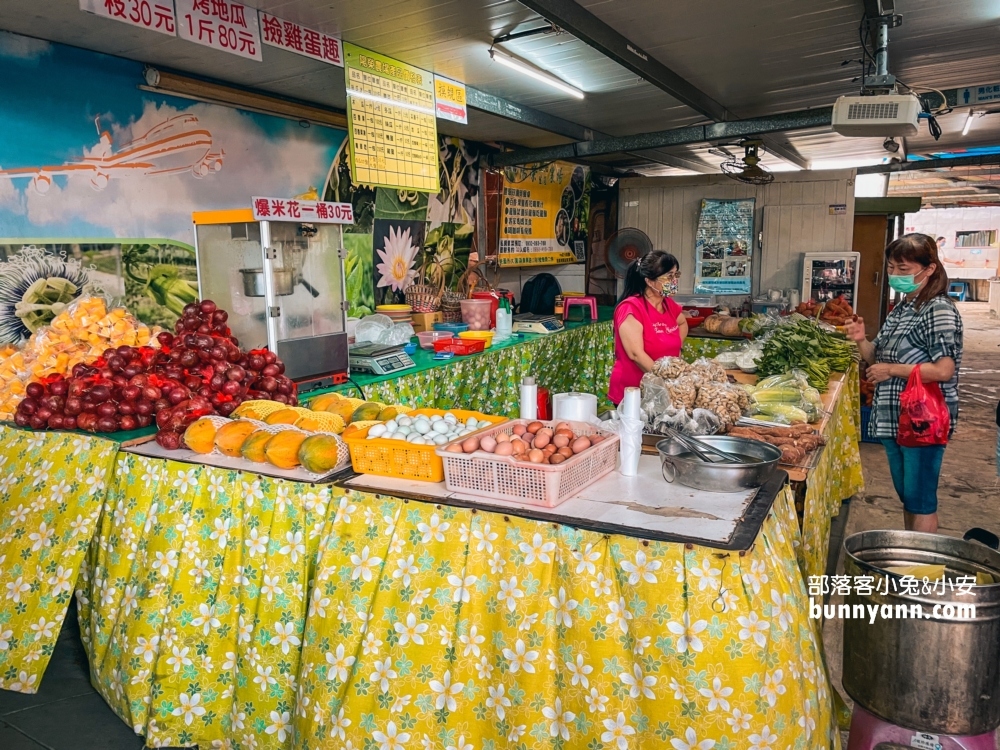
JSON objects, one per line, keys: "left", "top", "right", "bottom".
{"left": 512, "top": 314, "right": 565, "bottom": 335}
{"left": 348, "top": 344, "right": 416, "bottom": 376}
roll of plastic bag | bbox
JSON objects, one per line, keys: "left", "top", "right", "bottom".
{"left": 619, "top": 415, "right": 643, "bottom": 477}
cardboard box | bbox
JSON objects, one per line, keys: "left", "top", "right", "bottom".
{"left": 410, "top": 311, "right": 443, "bottom": 332}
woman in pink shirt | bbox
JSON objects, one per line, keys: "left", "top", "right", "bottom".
{"left": 608, "top": 251, "right": 688, "bottom": 405}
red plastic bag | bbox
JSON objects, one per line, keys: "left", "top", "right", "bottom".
{"left": 897, "top": 367, "right": 950, "bottom": 447}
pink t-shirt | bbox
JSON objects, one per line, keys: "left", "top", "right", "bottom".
{"left": 608, "top": 295, "right": 683, "bottom": 404}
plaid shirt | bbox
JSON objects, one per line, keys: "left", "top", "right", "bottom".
{"left": 869, "top": 295, "right": 963, "bottom": 439}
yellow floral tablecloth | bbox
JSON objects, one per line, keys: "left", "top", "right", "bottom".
{"left": 0, "top": 425, "right": 839, "bottom": 748}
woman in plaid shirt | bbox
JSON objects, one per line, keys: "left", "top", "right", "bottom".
{"left": 844, "top": 234, "right": 963, "bottom": 533}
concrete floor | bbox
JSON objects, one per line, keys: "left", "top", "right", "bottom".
{"left": 1, "top": 303, "right": 996, "bottom": 749}
{"left": 823, "top": 301, "right": 1000, "bottom": 745}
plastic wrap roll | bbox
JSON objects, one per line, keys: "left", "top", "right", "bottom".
{"left": 552, "top": 392, "right": 598, "bottom": 422}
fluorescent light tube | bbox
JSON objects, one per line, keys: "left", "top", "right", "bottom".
{"left": 489, "top": 48, "right": 584, "bottom": 99}
{"left": 346, "top": 88, "right": 435, "bottom": 116}
{"left": 963, "top": 110, "right": 974, "bottom": 136}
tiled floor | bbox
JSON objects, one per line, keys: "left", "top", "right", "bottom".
{"left": 0, "top": 601, "right": 144, "bottom": 749}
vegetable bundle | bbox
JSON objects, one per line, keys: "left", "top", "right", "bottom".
{"left": 756, "top": 319, "right": 856, "bottom": 391}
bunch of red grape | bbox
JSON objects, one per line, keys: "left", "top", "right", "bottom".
{"left": 14, "top": 300, "right": 297, "bottom": 444}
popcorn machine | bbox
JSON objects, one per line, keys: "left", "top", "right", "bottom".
{"left": 192, "top": 198, "right": 354, "bottom": 385}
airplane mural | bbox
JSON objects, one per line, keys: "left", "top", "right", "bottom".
{"left": 0, "top": 114, "right": 224, "bottom": 194}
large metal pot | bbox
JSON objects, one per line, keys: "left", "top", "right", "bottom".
{"left": 843, "top": 530, "right": 1000, "bottom": 735}
{"left": 240, "top": 267, "right": 293, "bottom": 297}
{"left": 655, "top": 435, "right": 780, "bottom": 492}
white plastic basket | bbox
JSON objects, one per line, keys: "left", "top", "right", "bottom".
{"left": 435, "top": 420, "right": 620, "bottom": 508}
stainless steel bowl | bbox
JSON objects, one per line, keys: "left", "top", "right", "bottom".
{"left": 240, "top": 267, "right": 293, "bottom": 297}
{"left": 655, "top": 435, "right": 781, "bottom": 492}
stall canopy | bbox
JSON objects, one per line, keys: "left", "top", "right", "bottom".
{"left": 2, "top": 0, "right": 1000, "bottom": 176}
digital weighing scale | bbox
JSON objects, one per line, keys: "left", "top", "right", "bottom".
{"left": 512, "top": 314, "right": 565, "bottom": 335}
{"left": 348, "top": 344, "right": 416, "bottom": 376}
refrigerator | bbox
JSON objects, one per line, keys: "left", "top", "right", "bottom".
{"left": 801, "top": 252, "right": 861, "bottom": 306}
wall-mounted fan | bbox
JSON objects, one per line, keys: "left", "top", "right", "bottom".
{"left": 710, "top": 139, "right": 774, "bottom": 185}
{"left": 604, "top": 228, "right": 653, "bottom": 278}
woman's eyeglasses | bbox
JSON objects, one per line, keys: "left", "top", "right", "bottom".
{"left": 655, "top": 273, "right": 680, "bottom": 283}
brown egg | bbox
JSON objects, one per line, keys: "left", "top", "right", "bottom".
{"left": 533, "top": 431, "right": 551, "bottom": 449}
{"left": 445, "top": 443, "right": 464, "bottom": 453}
{"left": 549, "top": 453, "right": 566, "bottom": 465}
{"left": 555, "top": 428, "right": 576, "bottom": 440}
{"left": 552, "top": 434, "right": 570, "bottom": 449}
{"left": 543, "top": 444, "right": 558, "bottom": 455}
{"left": 526, "top": 421, "right": 544, "bottom": 434}
{"left": 480, "top": 436, "right": 498, "bottom": 453}
{"left": 528, "top": 448, "right": 545, "bottom": 463}
{"left": 512, "top": 423, "right": 527, "bottom": 437}
{"left": 589, "top": 434, "right": 605, "bottom": 444}
{"left": 494, "top": 441, "right": 515, "bottom": 456}
{"left": 557, "top": 446, "right": 574, "bottom": 459}
{"left": 462, "top": 436, "right": 480, "bottom": 453}
{"left": 555, "top": 422, "right": 573, "bottom": 433}
{"left": 571, "top": 436, "right": 592, "bottom": 454}
{"left": 510, "top": 438, "right": 527, "bottom": 454}
{"left": 495, "top": 432, "right": 511, "bottom": 443}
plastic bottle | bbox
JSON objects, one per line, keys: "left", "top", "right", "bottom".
{"left": 520, "top": 376, "right": 538, "bottom": 420}
{"left": 495, "top": 297, "right": 512, "bottom": 342}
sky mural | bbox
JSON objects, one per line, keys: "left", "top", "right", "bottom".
{"left": 0, "top": 30, "right": 347, "bottom": 245}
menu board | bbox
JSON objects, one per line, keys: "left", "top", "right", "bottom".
{"left": 344, "top": 43, "right": 440, "bottom": 193}
{"left": 693, "top": 198, "right": 755, "bottom": 295}
{"left": 499, "top": 162, "right": 589, "bottom": 267}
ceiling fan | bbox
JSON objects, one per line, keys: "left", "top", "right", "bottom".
{"left": 710, "top": 139, "right": 775, "bottom": 185}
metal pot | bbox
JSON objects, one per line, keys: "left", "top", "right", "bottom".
{"left": 240, "top": 268, "right": 293, "bottom": 297}
{"left": 842, "top": 530, "right": 1000, "bottom": 735}
{"left": 655, "top": 435, "right": 781, "bottom": 492}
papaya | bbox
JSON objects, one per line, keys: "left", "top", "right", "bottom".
{"left": 214, "top": 420, "right": 258, "bottom": 457}
{"left": 343, "top": 420, "right": 381, "bottom": 437}
{"left": 327, "top": 400, "right": 358, "bottom": 423}
{"left": 183, "top": 417, "right": 217, "bottom": 453}
{"left": 307, "top": 392, "right": 342, "bottom": 412}
{"left": 240, "top": 430, "right": 272, "bottom": 462}
{"left": 264, "top": 408, "right": 302, "bottom": 425}
{"left": 377, "top": 404, "right": 412, "bottom": 421}
{"left": 298, "top": 434, "right": 346, "bottom": 474}
{"left": 264, "top": 430, "right": 308, "bottom": 469}
{"left": 350, "top": 401, "right": 383, "bottom": 423}
{"left": 232, "top": 399, "right": 284, "bottom": 420}
{"left": 295, "top": 412, "right": 345, "bottom": 434}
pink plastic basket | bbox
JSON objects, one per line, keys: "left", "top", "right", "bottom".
{"left": 435, "top": 420, "right": 620, "bottom": 508}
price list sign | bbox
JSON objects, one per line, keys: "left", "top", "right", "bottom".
{"left": 343, "top": 43, "right": 440, "bottom": 193}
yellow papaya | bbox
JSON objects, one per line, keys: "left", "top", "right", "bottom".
{"left": 264, "top": 408, "right": 302, "bottom": 425}
{"left": 264, "top": 430, "right": 308, "bottom": 469}
{"left": 214, "top": 420, "right": 258, "bottom": 457}
{"left": 308, "top": 392, "right": 342, "bottom": 412}
{"left": 298, "top": 434, "right": 346, "bottom": 474}
{"left": 183, "top": 418, "right": 217, "bottom": 454}
{"left": 350, "top": 402, "right": 383, "bottom": 423}
{"left": 240, "top": 430, "right": 272, "bottom": 462}
{"left": 294, "top": 412, "right": 345, "bottom": 434}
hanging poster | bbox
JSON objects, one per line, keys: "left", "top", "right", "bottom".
{"left": 499, "top": 162, "right": 589, "bottom": 267}
{"left": 694, "top": 198, "right": 755, "bottom": 294}
{"left": 343, "top": 43, "right": 440, "bottom": 193}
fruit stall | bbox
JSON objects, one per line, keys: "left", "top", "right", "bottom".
{"left": 0, "top": 296, "right": 860, "bottom": 749}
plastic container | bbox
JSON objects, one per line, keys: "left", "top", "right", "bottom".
{"left": 417, "top": 331, "right": 453, "bottom": 350}
{"left": 460, "top": 299, "right": 492, "bottom": 331}
{"left": 344, "top": 408, "right": 507, "bottom": 482}
{"left": 458, "top": 330, "right": 494, "bottom": 349}
{"left": 403, "top": 342, "right": 417, "bottom": 356}
{"left": 433, "top": 322, "right": 469, "bottom": 334}
{"left": 860, "top": 405, "right": 879, "bottom": 444}
{"left": 436, "top": 419, "right": 620, "bottom": 507}
{"left": 434, "top": 337, "right": 485, "bottom": 356}
{"left": 471, "top": 290, "right": 515, "bottom": 328}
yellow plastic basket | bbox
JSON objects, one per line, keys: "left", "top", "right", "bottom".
{"left": 343, "top": 408, "right": 507, "bottom": 482}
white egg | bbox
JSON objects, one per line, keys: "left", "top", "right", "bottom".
{"left": 432, "top": 433, "right": 448, "bottom": 445}
{"left": 397, "top": 426, "right": 411, "bottom": 436}
{"left": 406, "top": 432, "right": 422, "bottom": 443}
{"left": 414, "top": 419, "right": 431, "bottom": 435}
{"left": 385, "top": 420, "right": 398, "bottom": 433}
{"left": 430, "top": 414, "right": 442, "bottom": 422}
{"left": 392, "top": 433, "right": 407, "bottom": 441}
{"left": 432, "top": 420, "right": 451, "bottom": 434}
{"left": 465, "top": 417, "right": 477, "bottom": 426}
{"left": 398, "top": 416, "right": 412, "bottom": 427}
{"left": 369, "top": 423, "right": 387, "bottom": 438}
{"left": 459, "top": 428, "right": 472, "bottom": 437}
{"left": 444, "top": 414, "right": 457, "bottom": 424}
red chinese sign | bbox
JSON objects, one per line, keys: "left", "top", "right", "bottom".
{"left": 251, "top": 197, "right": 355, "bottom": 224}
{"left": 175, "top": 0, "right": 262, "bottom": 61}
{"left": 259, "top": 13, "right": 343, "bottom": 67}
{"left": 79, "top": 0, "right": 177, "bottom": 36}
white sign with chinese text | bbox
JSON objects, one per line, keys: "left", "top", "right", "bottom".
{"left": 259, "top": 13, "right": 343, "bottom": 67}
{"left": 175, "top": 0, "right": 262, "bottom": 61}
{"left": 251, "top": 197, "right": 354, "bottom": 224}
{"left": 80, "top": 0, "right": 177, "bottom": 36}
{"left": 434, "top": 75, "right": 468, "bottom": 124}
{"left": 958, "top": 84, "right": 1000, "bottom": 106}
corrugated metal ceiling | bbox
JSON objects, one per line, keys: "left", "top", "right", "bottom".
{"left": 1, "top": 0, "right": 999, "bottom": 174}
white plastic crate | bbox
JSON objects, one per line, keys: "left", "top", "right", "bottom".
{"left": 435, "top": 420, "right": 619, "bottom": 508}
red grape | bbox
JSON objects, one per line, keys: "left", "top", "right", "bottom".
{"left": 19, "top": 398, "right": 38, "bottom": 415}
{"left": 49, "top": 379, "right": 68, "bottom": 396}
{"left": 217, "top": 401, "right": 237, "bottom": 416}
{"left": 200, "top": 300, "right": 217, "bottom": 315}
{"left": 26, "top": 382, "right": 44, "bottom": 399}
{"left": 157, "top": 331, "right": 174, "bottom": 347}
{"left": 107, "top": 355, "right": 125, "bottom": 371}
{"left": 183, "top": 303, "right": 199, "bottom": 316}
{"left": 183, "top": 376, "right": 201, "bottom": 391}
{"left": 89, "top": 385, "right": 111, "bottom": 403}
{"left": 213, "top": 310, "right": 228, "bottom": 323}
{"left": 209, "top": 346, "right": 226, "bottom": 361}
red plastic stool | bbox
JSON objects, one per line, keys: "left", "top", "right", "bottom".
{"left": 563, "top": 295, "right": 597, "bottom": 322}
